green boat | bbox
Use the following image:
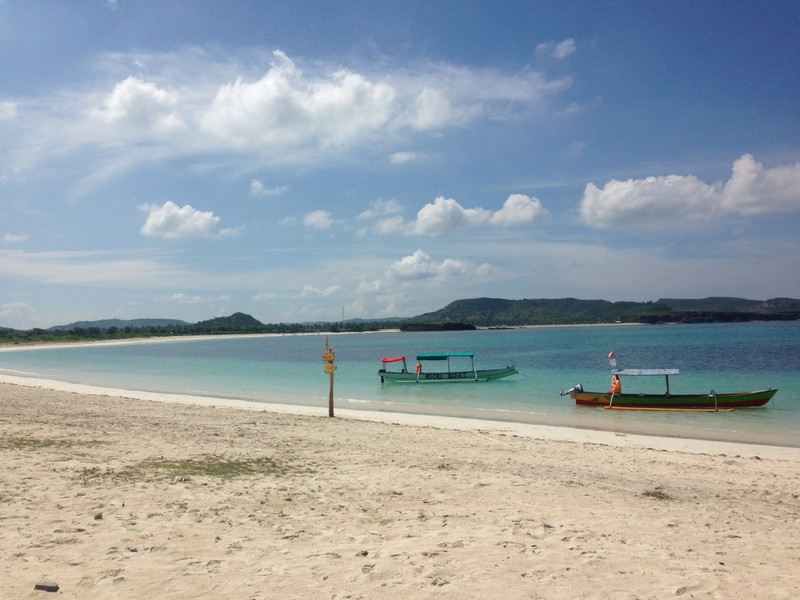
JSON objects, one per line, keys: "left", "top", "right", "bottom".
{"left": 561, "top": 368, "right": 777, "bottom": 411}
{"left": 379, "top": 352, "right": 518, "bottom": 383}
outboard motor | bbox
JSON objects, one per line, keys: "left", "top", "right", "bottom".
{"left": 560, "top": 384, "right": 583, "bottom": 396}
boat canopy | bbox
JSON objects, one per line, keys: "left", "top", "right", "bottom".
{"left": 613, "top": 368, "right": 680, "bottom": 376}
{"left": 416, "top": 352, "right": 474, "bottom": 361}
{"left": 381, "top": 356, "right": 406, "bottom": 363}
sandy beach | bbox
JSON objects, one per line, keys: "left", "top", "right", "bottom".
{"left": 2, "top": 377, "right": 799, "bottom": 599}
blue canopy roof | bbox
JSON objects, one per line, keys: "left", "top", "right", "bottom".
{"left": 613, "top": 368, "right": 680, "bottom": 376}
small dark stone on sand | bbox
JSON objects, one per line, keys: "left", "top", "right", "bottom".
{"left": 34, "top": 581, "right": 59, "bottom": 592}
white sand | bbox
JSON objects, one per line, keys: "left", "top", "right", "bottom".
{"left": 2, "top": 375, "right": 799, "bottom": 599}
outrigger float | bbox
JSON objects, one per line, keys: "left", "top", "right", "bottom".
{"left": 561, "top": 351, "right": 777, "bottom": 411}
{"left": 379, "top": 352, "right": 518, "bottom": 383}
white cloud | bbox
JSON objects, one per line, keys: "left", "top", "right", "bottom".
{"left": 216, "top": 226, "right": 243, "bottom": 238}
{"left": 303, "top": 210, "right": 333, "bottom": 230}
{"left": 101, "top": 76, "right": 185, "bottom": 131}
{"left": 579, "top": 154, "right": 800, "bottom": 229}
{"left": 388, "top": 150, "right": 418, "bottom": 164}
{"left": 6, "top": 48, "right": 573, "bottom": 181}
{"left": 0, "top": 101, "right": 17, "bottom": 120}
{"left": 140, "top": 200, "right": 221, "bottom": 239}
{"left": 359, "top": 194, "right": 548, "bottom": 236}
{"left": 374, "top": 215, "right": 406, "bottom": 235}
{"left": 537, "top": 38, "right": 577, "bottom": 60}
{"left": 253, "top": 291, "right": 276, "bottom": 301}
{"left": 249, "top": 179, "right": 288, "bottom": 196}
{"left": 411, "top": 195, "right": 546, "bottom": 235}
{"left": 389, "top": 249, "right": 493, "bottom": 281}
{"left": 356, "top": 279, "right": 385, "bottom": 294}
{"left": 3, "top": 233, "right": 28, "bottom": 243}
{"left": 412, "top": 196, "right": 491, "bottom": 235}
{"left": 0, "top": 301, "right": 34, "bottom": 321}
{"left": 721, "top": 154, "right": 800, "bottom": 215}
{"left": 168, "top": 293, "right": 233, "bottom": 304}
{"left": 357, "top": 198, "right": 404, "bottom": 220}
{"left": 553, "top": 39, "right": 577, "bottom": 60}
{"left": 0, "top": 249, "right": 187, "bottom": 285}
{"left": 488, "top": 194, "right": 548, "bottom": 226}
{"left": 300, "top": 284, "right": 341, "bottom": 298}
{"left": 406, "top": 87, "right": 456, "bottom": 130}
{"left": 202, "top": 50, "right": 396, "bottom": 150}
{"left": 579, "top": 175, "right": 719, "bottom": 228}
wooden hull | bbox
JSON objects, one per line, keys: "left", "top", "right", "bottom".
{"left": 570, "top": 388, "right": 777, "bottom": 409}
{"left": 380, "top": 366, "right": 518, "bottom": 383}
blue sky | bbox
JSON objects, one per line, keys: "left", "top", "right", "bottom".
{"left": 2, "top": 0, "right": 799, "bottom": 329}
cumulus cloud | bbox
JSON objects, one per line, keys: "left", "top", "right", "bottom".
{"left": 411, "top": 195, "right": 546, "bottom": 235}
{"left": 579, "top": 175, "right": 719, "bottom": 228}
{"left": 488, "top": 194, "right": 548, "bottom": 226}
{"left": 303, "top": 210, "right": 333, "bottom": 230}
{"left": 389, "top": 249, "right": 493, "bottom": 281}
{"left": 356, "top": 194, "right": 547, "bottom": 236}
{"left": 6, "top": 48, "right": 574, "bottom": 182}
{"left": 101, "top": 76, "right": 185, "bottom": 131}
{"left": 579, "top": 154, "right": 800, "bottom": 228}
{"left": 202, "top": 50, "right": 396, "bottom": 150}
{"left": 140, "top": 201, "right": 221, "bottom": 239}
{"left": 356, "top": 279, "right": 386, "bottom": 294}
{"left": 412, "top": 197, "right": 491, "bottom": 235}
{"left": 300, "top": 284, "right": 341, "bottom": 298}
{"left": 405, "top": 87, "right": 456, "bottom": 130}
{"left": 721, "top": 154, "right": 800, "bottom": 215}
{"left": 249, "top": 179, "right": 288, "bottom": 196}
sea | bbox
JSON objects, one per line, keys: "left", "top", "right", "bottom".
{"left": 2, "top": 321, "right": 799, "bottom": 447}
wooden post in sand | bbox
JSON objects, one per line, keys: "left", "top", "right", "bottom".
{"left": 322, "top": 335, "right": 336, "bottom": 417}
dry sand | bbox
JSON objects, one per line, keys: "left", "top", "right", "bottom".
{"left": 1, "top": 378, "right": 799, "bottom": 599}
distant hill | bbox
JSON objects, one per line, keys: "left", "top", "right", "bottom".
{"left": 407, "top": 297, "right": 800, "bottom": 326}
{"left": 408, "top": 297, "right": 671, "bottom": 326}
{"left": 48, "top": 318, "right": 191, "bottom": 331}
{"left": 192, "top": 312, "right": 266, "bottom": 332}
{"left": 658, "top": 297, "right": 800, "bottom": 313}
{"left": 6, "top": 298, "right": 798, "bottom": 344}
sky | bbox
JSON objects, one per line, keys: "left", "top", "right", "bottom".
{"left": 1, "top": 0, "right": 799, "bottom": 329}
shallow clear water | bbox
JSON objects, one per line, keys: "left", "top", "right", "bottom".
{"left": 2, "top": 322, "right": 799, "bottom": 446}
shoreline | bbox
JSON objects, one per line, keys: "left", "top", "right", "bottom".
{"left": 0, "top": 322, "right": 639, "bottom": 350}
{"left": 2, "top": 373, "right": 797, "bottom": 460}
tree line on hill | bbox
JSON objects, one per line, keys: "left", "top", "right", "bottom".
{"left": 1, "top": 297, "right": 798, "bottom": 344}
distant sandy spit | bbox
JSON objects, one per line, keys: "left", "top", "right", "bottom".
{"left": 2, "top": 379, "right": 799, "bottom": 599}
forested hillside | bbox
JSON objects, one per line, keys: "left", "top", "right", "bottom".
{"left": 408, "top": 297, "right": 800, "bottom": 327}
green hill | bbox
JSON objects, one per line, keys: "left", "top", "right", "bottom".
{"left": 191, "top": 312, "right": 266, "bottom": 333}
{"left": 48, "top": 318, "right": 190, "bottom": 331}
{"left": 407, "top": 297, "right": 800, "bottom": 326}
{"left": 658, "top": 297, "right": 800, "bottom": 313}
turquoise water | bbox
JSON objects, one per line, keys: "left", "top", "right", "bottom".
{"left": 2, "top": 322, "right": 799, "bottom": 446}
